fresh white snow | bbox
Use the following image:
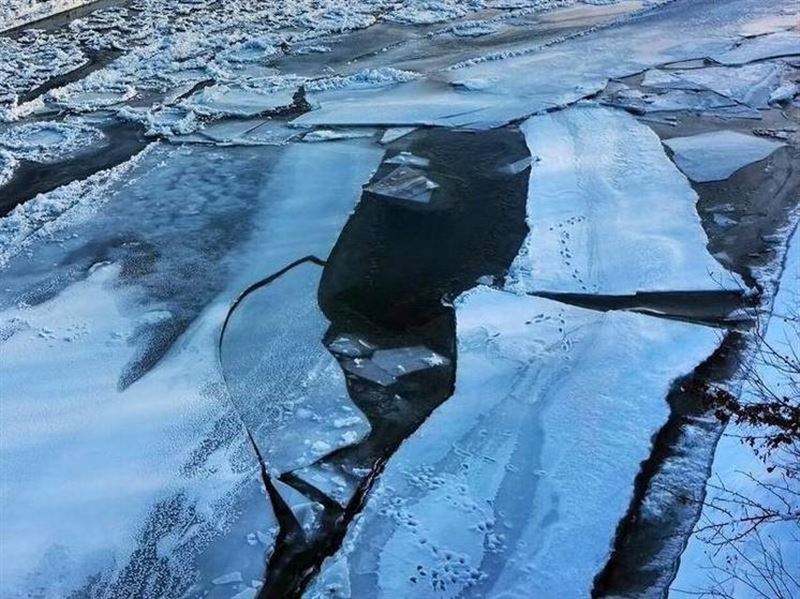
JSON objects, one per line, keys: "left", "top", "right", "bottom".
{"left": 307, "top": 286, "right": 723, "bottom": 598}
{"left": 506, "top": 106, "right": 739, "bottom": 296}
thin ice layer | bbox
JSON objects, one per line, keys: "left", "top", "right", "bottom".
{"left": 221, "top": 261, "right": 371, "bottom": 474}
{"left": 306, "top": 286, "right": 722, "bottom": 599}
{"left": 663, "top": 130, "right": 785, "bottom": 183}
{"left": 506, "top": 106, "right": 739, "bottom": 295}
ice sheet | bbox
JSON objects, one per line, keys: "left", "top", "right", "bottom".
{"left": 506, "top": 106, "right": 739, "bottom": 295}
{"left": 671, "top": 228, "right": 800, "bottom": 599}
{"left": 713, "top": 30, "right": 800, "bottom": 66}
{"left": 307, "top": 286, "right": 722, "bottom": 598}
{"left": 221, "top": 262, "right": 371, "bottom": 474}
{"left": 663, "top": 130, "right": 785, "bottom": 183}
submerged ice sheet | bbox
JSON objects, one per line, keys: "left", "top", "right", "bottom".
{"left": 221, "top": 261, "right": 371, "bottom": 474}
{"left": 663, "top": 130, "right": 785, "bottom": 183}
{"left": 507, "top": 106, "right": 739, "bottom": 295}
{"left": 307, "top": 286, "right": 722, "bottom": 598}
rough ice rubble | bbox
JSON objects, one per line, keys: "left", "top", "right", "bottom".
{"left": 0, "top": 121, "right": 105, "bottom": 162}
{"left": 307, "top": 286, "right": 722, "bottom": 599}
{"left": 670, "top": 229, "right": 800, "bottom": 599}
{"left": 663, "top": 130, "right": 785, "bottom": 183}
{"left": 0, "top": 148, "right": 16, "bottom": 185}
{"left": 506, "top": 106, "right": 739, "bottom": 296}
{"left": 221, "top": 261, "right": 371, "bottom": 474}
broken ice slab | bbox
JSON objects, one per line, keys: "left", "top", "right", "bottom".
{"left": 273, "top": 479, "right": 324, "bottom": 537}
{"left": 340, "top": 346, "right": 448, "bottom": 386}
{"left": 366, "top": 166, "right": 439, "bottom": 204}
{"left": 384, "top": 151, "right": 430, "bottom": 168}
{"left": 307, "top": 287, "right": 722, "bottom": 599}
{"left": 183, "top": 84, "right": 298, "bottom": 117}
{"left": 341, "top": 357, "right": 398, "bottom": 386}
{"left": 199, "top": 119, "right": 272, "bottom": 144}
{"left": 301, "top": 128, "right": 376, "bottom": 142}
{"left": 713, "top": 30, "right": 800, "bottom": 66}
{"left": 506, "top": 105, "right": 743, "bottom": 296}
{"left": 663, "top": 130, "right": 785, "bottom": 183}
{"left": 643, "top": 62, "right": 786, "bottom": 109}
{"left": 220, "top": 261, "right": 371, "bottom": 474}
{"left": 380, "top": 127, "right": 416, "bottom": 145}
{"left": 370, "top": 346, "right": 449, "bottom": 377}
{"left": 291, "top": 462, "right": 363, "bottom": 508}
{"left": 499, "top": 156, "right": 533, "bottom": 175}
{"left": 328, "top": 334, "right": 376, "bottom": 358}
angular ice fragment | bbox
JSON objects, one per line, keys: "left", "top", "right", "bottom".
{"left": 366, "top": 166, "right": 439, "bottom": 204}
{"left": 308, "top": 287, "right": 723, "bottom": 598}
{"left": 221, "top": 262, "right": 370, "bottom": 474}
{"left": 663, "top": 130, "right": 785, "bottom": 183}
{"left": 184, "top": 84, "right": 297, "bottom": 117}
{"left": 302, "top": 128, "right": 376, "bottom": 142}
{"left": 385, "top": 151, "right": 430, "bottom": 168}
{"left": 341, "top": 357, "right": 397, "bottom": 386}
{"left": 212, "top": 572, "right": 244, "bottom": 585}
{"left": 370, "top": 346, "right": 449, "bottom": 377}
{"left": 328, "top": 335, "right": 376, "bottom": 358}
{"left": 380, "top": 127, "right": 416, "bottom": 145}
{"left": 714, "top": 30, "right": 800, "bottom": 65}
{"left": 645, "top": 63, "right": 786, "bottom": 109}
{"left": 292, "top": 462, "right": 362, "bottom": 508}
{"left": 498, "top": 156, "right": 532, "bottom": 175}
{"left": 507, "top": 106, "right": 743, "bottom": 295}
{"left": 272, "top": 479, "right": 324, "bottom": 536}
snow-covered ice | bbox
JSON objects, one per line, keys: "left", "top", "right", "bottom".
{"left": 0, "top": 121, "right": 105, "bottom": 162}
{"left": 671, "top": 227, "right": 800, "bottom": 599}
{"left": 307, "top": 286, "right": 722, "bottom": 598}
{"left": 663, "top": 130, "right": 785, "bottom": 183}
{"left": 221, "top": 261, "right": 371, "bottom": 474}
{"left": 506, "top": 106, "right": 739, "bottom": 295}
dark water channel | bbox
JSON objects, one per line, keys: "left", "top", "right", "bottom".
{"left": 219, "top": 125, "right": 531, "bottom": 598}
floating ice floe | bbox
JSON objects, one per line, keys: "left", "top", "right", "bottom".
{"left": 642, "top": 62, "right": 787, "bottom": 109}
{"left": 221, "top": 261, "right": 371, "bottom": 474}
{"left": 366, "top": 166, "right": 439, "bottom": 204}
{"left": 328, "top": 334, "right": 376, "bottom": 358}
{"left": 380, "top": 127, "right": 417, "bottom": 145}
{"left": 307, "top": 286, "right": 722, "bottom": 599}
{"left": 713, "top": 30, "right": 800, "bottom": 66}
{"left": 506, "top": 105, "right": 740, "bottom": 296}
{"left": 292, "top": 462, "right": 363, "bottom": 508}
{"left": 663, "top": 130, "right": 785, "bottom": 183}
{"left": 341, "top": 346, "right": 449, "bottom": 386}
{"left": 0, "top": 121, "right": 105, "bottom": 162}
{"left": 302, "top": 128, "right": 376, "bottom": 142}
{"left": 385, "top": 151, "right": 430, "bottom": 168}
{"left": 183, "top": 84, "right": 299, "bottom": 117}
{"left": 273, "top": 479, "right": 324, "bottom": 537}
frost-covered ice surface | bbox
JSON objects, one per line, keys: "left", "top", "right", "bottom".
{"left": 307, "top": 287, "right": 722, "bottom": 598}
{"left": 664, "top": 130, "right": 785, "bottom": 183}
{"left": 671, "top": 228, "right": 800, "bottom": 599}
{"left": 1, "top": 0, "right": 93, "bottom": 31}
{"left": 0, "top": 121, "right": 104, "bottom": 162}
{"left": 221, "top": 262, "right": 371, "bottom": 474}
{"left": 0, "top": 138, "right": 382, "bottom": 597}
{"left": 506, "top": 106, "right": 738, "bottom": 295}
